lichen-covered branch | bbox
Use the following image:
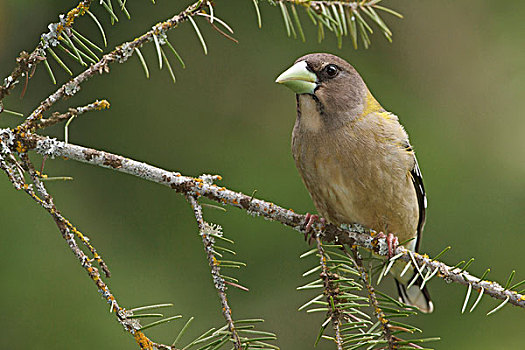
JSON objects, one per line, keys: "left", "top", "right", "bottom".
{"left": 36, "top": 99, "right": 110, "bottom": 130}
{"left": 187, "top": 195, "right": 243, "bottom": 349}
{"left": 11, "top": 131, "right": 524, "bottom": 311}
{"left": 348, "top": 247, "right": 396, "bottom": 350}
{"left": 315, "top": 236, "right": 344, "bottom": 350}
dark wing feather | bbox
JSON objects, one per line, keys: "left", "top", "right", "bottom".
{"left": 410, "top": 156, "right": 427, "bottom": 252}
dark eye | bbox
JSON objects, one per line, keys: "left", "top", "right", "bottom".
{"left": 324, "top": 64, "right": 339, "bottom": 78}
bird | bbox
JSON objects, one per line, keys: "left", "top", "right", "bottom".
{"left": 275, "top": 53, "right": 433, "bottom": 313}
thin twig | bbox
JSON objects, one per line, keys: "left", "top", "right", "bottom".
{"left": 186, "top": 195, "right": 243, "bottom": 349}
{"left": 348, "top": 246, "right": 395, "bottom": 349}
{"left": 37, "top": 99, "right": 110, "bottom": 129}
{"left": 315, "top": 236, "right": 344, "bottom": 350}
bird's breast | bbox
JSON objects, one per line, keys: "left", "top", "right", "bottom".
{"left": 292, "top": 117, "right": 418, "bottom": 241}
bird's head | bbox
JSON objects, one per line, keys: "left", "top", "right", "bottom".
{"left": 276, "top": 53, "right": 372, "bottom": 125}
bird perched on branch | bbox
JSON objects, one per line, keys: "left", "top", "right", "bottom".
{"left": 275, "top": 53, "right": 433, "bottom": 313}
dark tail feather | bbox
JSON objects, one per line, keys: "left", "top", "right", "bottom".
{"left": 395, "top": 277, "right": 434, "bottom": 313}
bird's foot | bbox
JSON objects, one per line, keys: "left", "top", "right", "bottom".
{"left": 303, "top": 213, "right": 326, "bottom": 245}
{"left": 377, "top": 232, "right": 399, "bottom": 259}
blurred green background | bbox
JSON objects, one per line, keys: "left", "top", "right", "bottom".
{"left": 1, "top": 1, "right": 524, "bottom": 349}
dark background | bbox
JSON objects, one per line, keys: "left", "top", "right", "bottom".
{"left": 1, "top": 1, "right": 524, "bottom": 349}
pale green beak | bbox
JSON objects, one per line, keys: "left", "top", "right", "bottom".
{"left": 275, "top": 61, "right": 317, "bottom": 94}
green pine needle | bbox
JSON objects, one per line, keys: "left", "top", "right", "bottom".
{"left": 188, "top": 16, "right": 208, "bottom": 55}
{"left": 134, "top": 48, "right": 149, "bottom": 79}
{"left": 165, "top": 40, "right": 186, "bottom": 69}
{"left": 160, "top": 46, "right": 176, "bottom": 84}
{"left": 153, "top": 34, "right": 163, "bottom": 69}
{"left": 252, "top": 0, "right": 262, "bottom": 28}
{"left": 139, "top": 315, "right": 182, "bottom": 331}
{"left": 71, "top": 29, "right": 103, "bottom": 53}
{"left": 129, "top": 303, "right": 174, "bottom": 312}
{"left": 1, "top": 109, "right": 24, "bottom": 117}
{"left": 101, "top": 0, "right": 119, "bottom": 23}
{"left": 86, "top": 10, "right": 107, "bottom": 47}
{"left": 290, "top": 4, "right": 305, "bottom": 42}
{"left": 504, "top": 270, "right": 516, "bottom": 290}
{"left": 172, "top": 316, "right": 194, "bottom": 346}
{"left": 47, "top": 47, "right": 73, "bottom": 76}
{"left": 44, "top": 58, "right": 57, "bottom": 84}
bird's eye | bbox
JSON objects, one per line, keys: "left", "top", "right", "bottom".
{"left": 324, "top": 64, "right": 339, "bottom": 78}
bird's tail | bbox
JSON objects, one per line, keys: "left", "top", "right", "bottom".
{"left": 394, "top": 276, "right": 433, "bottom": 313}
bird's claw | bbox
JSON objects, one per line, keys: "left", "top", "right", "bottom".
{"left": 377, "top": 232, "right": 399, "bottom": 259}
{"left": 303, "top": 213, "right": 326, "bottom": 245}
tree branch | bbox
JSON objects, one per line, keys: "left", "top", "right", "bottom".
{"left": 348, "top": 246, "right": 396, "bottom": 350}
{"left": 186, "top": 195, "right": 243, "bottom": 349}
{"left": 36, "top": 99, "right": 110, "bottom": 130}
{"left": 11, "top": 131, "right": 524, "bottom": 311}
{"left": 314, "top": 236, "right": 344, "bottom": 350}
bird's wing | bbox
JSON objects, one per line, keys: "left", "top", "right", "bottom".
{"left": 410, "top": 156, "right": 427, "bottom": 252}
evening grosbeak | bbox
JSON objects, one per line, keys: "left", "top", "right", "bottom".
{"left": 275, "top": 53, "right": 433, "bottom": 313}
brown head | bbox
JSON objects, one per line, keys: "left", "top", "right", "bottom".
{"left": 276, "top": 53, "right": 373, "bottom": 130}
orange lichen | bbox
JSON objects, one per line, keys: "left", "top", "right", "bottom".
{"left": 16, "top": 141, "right": 27, "bottom": 153}
{"left": 134, "top": 331, "right": 153, "bottom": 350}
{"left": 64, "top": 2, "right": 91, "bottom": 28}
{"left": 95, "top": 100, "right": 110, "bottom": 110}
